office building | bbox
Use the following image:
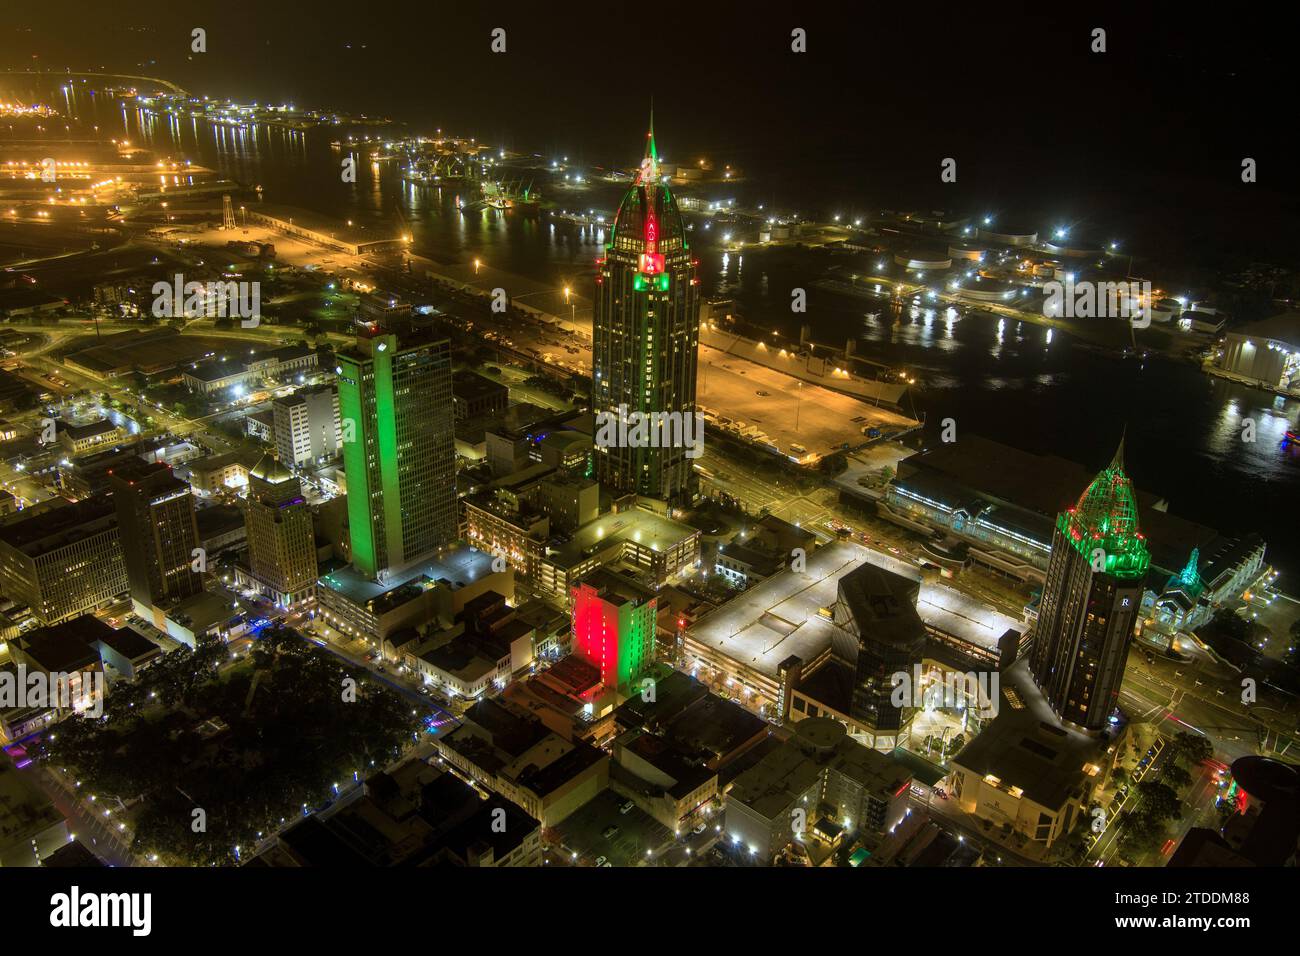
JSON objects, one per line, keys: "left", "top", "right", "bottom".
{"left": 1028, "top": 439, "right": 1148, "bottom": 731}
{"left": 111, "top": 462, "right": 203, "bottom": 614}
{"left": 591, "top": 120, "right": 700, "bottom": 504}
{"left": 0, "top": 499, "right": 127, "bottom": 625}
{"left": 837, "top": 563, "right": 928, "bottom": 745}
{"left": 241, "top": 454, "right": 317, "bottom": 607}
{"left": 337, "top": 326, "right": 456, "bottom": 582}
{"left": 273, "top": 384, "right": 341, "bottom": 468}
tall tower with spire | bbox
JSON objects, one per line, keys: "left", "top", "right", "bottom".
{"left": 591, "top": 117, "right": 700, "bottom": 504}
{"left": 1028, "top": 437, "right": 1151, "bottom": 731}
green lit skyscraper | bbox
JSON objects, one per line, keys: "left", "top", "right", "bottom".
{"left": 1028, "top": 438, "right": 1150, "bottom": 731}
{"left": 336, "top": 326, "right": 456, "bottom": 583}
{"left": 592, "top": 119, "right": 700, "bottom": 504}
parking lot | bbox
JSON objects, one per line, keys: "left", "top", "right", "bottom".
{"left": 554, "top": 789, "right": 673, "bottom": 867}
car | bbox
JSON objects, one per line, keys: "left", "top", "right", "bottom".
{"left": 601, "top": 825, "right": 620, "bottom": 839}
{"left": 618, "top": 800, "right": 634, "bottom": 814}
{"left": 595, "top": 856, "right": 608, "bottom": 866}
{"left": 692, "top": 822, "right": 707, "bottom": 835}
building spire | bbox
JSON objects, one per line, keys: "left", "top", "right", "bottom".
{"left": 1109, "top": 426, "right": 1127, "bottom": 471}
{"left": 646, "top": 100, "right": 657, "bottom": 163}
{"left": 636, "top": 104, "right": 659, "bottom": 186}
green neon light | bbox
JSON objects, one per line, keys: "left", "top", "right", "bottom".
{"left": 1056, "top": 448, "right": 1150, "bottom": 580}
{"left": 617, "top": 603, "right": 654, "bottom": 691}
{"left": 632, "top": 272, "right": 670, "bottom": 293}
{"left": 338, "top": 353, "right": 376, "bottom": 578}
{"left": 374, "top": 336, "right": 402, "bottom": 571}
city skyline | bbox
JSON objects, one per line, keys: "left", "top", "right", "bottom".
{"left": 0, "top": 7, "right": 1295, "bottom": 925}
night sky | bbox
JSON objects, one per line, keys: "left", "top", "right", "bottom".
{"left": 2, "top": 2, "right": 1298, "bottom": 262}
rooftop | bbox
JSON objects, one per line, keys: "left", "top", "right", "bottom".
{"left": 17, "top": 615, "right": 111, "bottom": 672}
{"left": 95, "top": 626, "right": 162, "bottom": 662}
{"left": 317, "top": 545, "right": 496, "bottom": 609}
{"left": 552, "top": 507, "right": 698, "bottom": 568}
{"left": 949, "top": 660, "right": 1105, "bottom": 810}
{"left": 0, "top": 498, "right": 117, "bottom": 558}
{"left": 1233, "top": 311, "right": 1300, "bottom": 347}
{"left": 690, "top": 540, "right": 1016, "bottom": 679}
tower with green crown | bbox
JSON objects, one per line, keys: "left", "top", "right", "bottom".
{"left": 1029, "top": 437, "right": 1151, "bottom": 731}
{"left": 591, "top": 117, "right": 700, "bottom": 504}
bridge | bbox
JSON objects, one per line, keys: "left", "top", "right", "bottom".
{"left": 0, "top": 70, "right": 187, "bottom": 95}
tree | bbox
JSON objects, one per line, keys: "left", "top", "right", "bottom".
{"left": 1116, "top": 811, "right": 1165, "bottom": 861}
{"left": 1168, "top": 731, "right": 1213, "bottom": 767}
{"left": 1136, "top": 780, "right": 1182, "bottom": 821}
{"left": 1162, "top": 763, "right": 1192, "bottom": 790}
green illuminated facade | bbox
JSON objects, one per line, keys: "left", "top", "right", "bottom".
{"left": 1029, "top": 438, "right": 1150, "bottom": 731}
{"left": 570, "top": 568, "right": 657, "bottom": 695}
{"left": 592, "top": 120, "right": 699, "bottom": 504}
{"left": 337, "top": 331, "right": 456, "bottom": 582}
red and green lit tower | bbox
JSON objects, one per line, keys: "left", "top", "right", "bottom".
{"left": 1029, "top": 437, "right": 1151, "bottom": 731}
{"left": 569, "top": 568, "right": 657, "bottom": 696}
{"left": 592, "top": 117, "right": 700, "bottom": 504}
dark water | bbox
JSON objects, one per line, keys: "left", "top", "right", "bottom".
{"left": 12, "top": 84, "right": 1300, "bottom": 579}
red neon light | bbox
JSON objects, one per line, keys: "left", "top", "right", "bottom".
{"left": 639, "top": 252, "right": 664, "bottom": 275}
{"left": 572, "top": 583, "right": 618, "bottom": 689}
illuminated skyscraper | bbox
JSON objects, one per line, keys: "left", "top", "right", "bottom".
{"left": 570, "top": 568, "right": 657, "bottom": 695}
{"left": 336, "top": 326, "right": 456, "bottom": 582}
{"left": 1028, "top": 439, "right": 1150, "bottom": 731}
{"left": 592, "top": 118, "right": 700, "bottom": 504}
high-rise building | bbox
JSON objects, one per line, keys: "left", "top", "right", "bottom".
{"left": 242, "top": 454, "right": 318, "bottom": 607}
{"left": 570, "top": 568, "right": 657, "bottom": 696}
{"left": 0, "top": 498, "right": 127, "bottom": 625}
{"left": 110, "top": 462, "right": 203, "bottom": 614}
{"left": 336, "top": 326, "right": 456, "bottom": 582}
{"left": 1028, "top": 439, "right": 1150, "bottom": 731}
{"left": 592, "top": 119, "right": 700, "bottom": 504}
{"left": 273, "top": 384, "right": 341, "bottom": 468}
